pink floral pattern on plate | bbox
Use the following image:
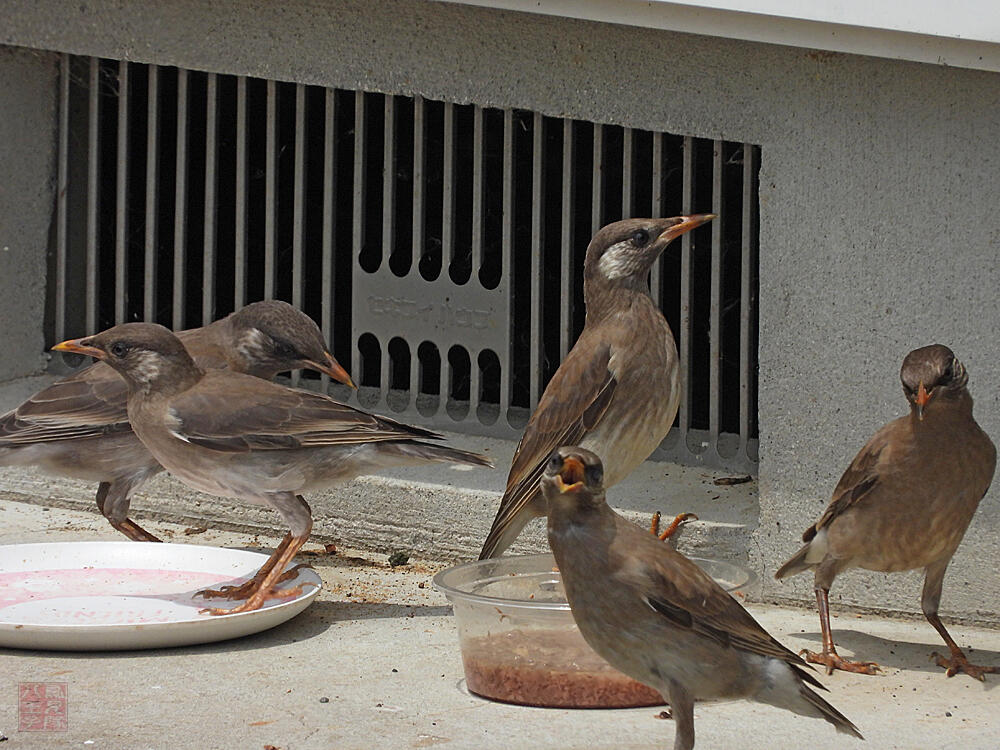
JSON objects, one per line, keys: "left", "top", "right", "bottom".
{"left": 0, "top": 568, "right": 252, "bottom": 625}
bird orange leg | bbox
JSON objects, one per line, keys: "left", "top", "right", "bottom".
{"left": 200, "top": 530, "right": 315, "bottom": 615}
{"left": 196, "top": 534, "right": 314, "bottom": 603}
{"left": 196, "top": 563, "right": 312, "bottom": 601}
{"left": 111, "top": 518, "right": 163, "bottom": 543}
{"left": 195, "top": 533, "right": 293, "bottom": 600}
{"left": 801, "top": 588, "right": 880, "bottom": 675}
{"left": 96, "top": 481, "right": 162, "bottom": 542}
{"left": 649, "top": 511, "right": 699, "bottom": 541}
{"left": 926, "top": 613, "right": 998, "bottom": 680}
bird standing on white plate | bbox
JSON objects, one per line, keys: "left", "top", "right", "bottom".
{"left": 53, "top": 322, "right": 492, "bottom": 615}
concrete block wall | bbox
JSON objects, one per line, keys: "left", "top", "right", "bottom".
{"left": 0, "top": 46, "right": 58, "bottom": 382}
{"left": 1, "top": 0, "right": 999, "bottom": 626}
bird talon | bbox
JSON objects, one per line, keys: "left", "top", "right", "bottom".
{"left": 198, "top": 606, "right": 230, "bottom": 616}
{"left": 802, "top": 648, "right": 879, "bottom": 675}
{"left": 931, "top": 650, "right": 998, "bottom": 680}
{"left": 194, "top": 560, "right": 312, "bottom": 603}
{"left": 194, "top": 582, "right": 251, "bottom": 601}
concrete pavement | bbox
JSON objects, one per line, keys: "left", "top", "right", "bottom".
{"left": 1, "top": 499, "right": 999, "bottom": 749}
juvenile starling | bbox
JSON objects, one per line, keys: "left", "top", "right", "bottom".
{"left": 775, "top": 345, "right": 997, "bottom": 679}
{"left": 544, "top": 446, "right": 862, "bottom": 750}
{"left": 1, "top": 301, "right": 353, "bottom": 541}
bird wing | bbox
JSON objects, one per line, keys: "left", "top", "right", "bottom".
{"left": 165, "top": 372, "right": 442, "bottom": 452}
{"left": 0, "top": 363, "right": 131, "bottom": 444}
{"left": 803, "top": 420, "right": 895, "bottom": 542}
{"left": 640, "top": 559, "right": 805, "bottom": 665}
{"left": 490, "top": 337, "right": 617, "bottom": 531}
{"left": 611, "top": 516, "right": 816, "bottom": 679}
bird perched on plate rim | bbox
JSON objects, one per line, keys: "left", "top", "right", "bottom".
{"left": 52, "top": 322, "right": 492, "bottom": 614}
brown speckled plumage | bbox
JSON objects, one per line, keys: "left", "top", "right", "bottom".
{"left": 775, "top": 344, "right": 997, "bottom": 678}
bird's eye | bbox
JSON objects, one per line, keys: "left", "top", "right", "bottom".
{"left": 585, "top": 464, "right": 604, "bottom": 486}
{"left": 547, "top": 453, "right": 563, "bottom": 474}
{"left": 631, "top": 229, "right": 650, "bottom": 246}
{"left": 109, "top": 342, "right": 128, "bottom": 358}
{"left": 273, "top": 340, "right": 298, "bottom": 360}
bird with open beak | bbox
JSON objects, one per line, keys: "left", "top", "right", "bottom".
{"left": 478, "top": 215, "right": 713, "bottom": 559}
{"left": 543, "top": 446, "right": 862, "bottom": 750}
{"left": 0, "top": 300, "right": 354, "bottom": 542}
{"left": 775, "top": 344, "right": 997, "bottom": 679}
{"left": 51, "top": 322, "right": 491, "bottom": 614}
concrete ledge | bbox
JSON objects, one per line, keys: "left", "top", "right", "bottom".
{"left": 0, "top": 373, "right": 758, "bottom": 566}
{"left": 0, "top": 451, "right": 758, "bottom": 564}
{"left": 7, "top": 373, "right": 1000, "bottom": 630}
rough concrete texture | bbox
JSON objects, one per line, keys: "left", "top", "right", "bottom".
{"left": 2, "top": 499, "right": 1000, "bottom": 749}
{"left": 2, "top": 0, "right": 1000, "bottom": 623}
{"left": 0, "top": 374, "right": 757, "bottom": 570}
{"left": 0, "top": 45, "right": 57, "bottom": 382}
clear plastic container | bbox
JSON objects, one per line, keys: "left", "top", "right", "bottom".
{"left": 433, "top": 552, "right": 754, "bottom": 708}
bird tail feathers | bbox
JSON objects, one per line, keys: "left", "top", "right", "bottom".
{"left": 383, "top": 440, "right": 493, "bottom": 469}
{"left": 478, "top": 505, "right": 538, "bottom": 560}
{"left": 799, "top": 683, "right": 864, "bottom": 740}
{"left": 760, "top": 661, "right": 863, "bottom": 740}
{"left": 774, "top": 544, "right": 812, "bottom": 580}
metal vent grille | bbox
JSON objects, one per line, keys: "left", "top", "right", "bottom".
{"left": 51, "top": 55, "right": 759, "bottom": 472}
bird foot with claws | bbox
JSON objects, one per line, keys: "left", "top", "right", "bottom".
{"left": 199, "top": 582, "right": 318, "bottom": 616}
{"left": 931, "top": 651, "right": 998, "bottom": 680}
{"left": 195, "top": 563, "right": 313, "bottom": 601}
{"left": 800, "top": 649, "right": 880, "bottom": 675}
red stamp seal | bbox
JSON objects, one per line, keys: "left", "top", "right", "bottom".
{"left": 18, "top": 682, "right": 68, "bottom": 731}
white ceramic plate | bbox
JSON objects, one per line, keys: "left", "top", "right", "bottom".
{"left": 0, "top": 541, "right": 322, "bottom": 651}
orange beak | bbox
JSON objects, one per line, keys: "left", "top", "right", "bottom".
{"left": 51, "top": 337, "right": 104, "bottom": 360}
{"left": 658, "top": 213, "right": 717, "bottom": 243}
{"left": 554, "top": 456, "right": 585, "bottom": 493}
{"left": 305, "top": 352, "right": 357, "bottom": 389}
{"left": 915, "top": 381, "right": 930, "bottom": 421}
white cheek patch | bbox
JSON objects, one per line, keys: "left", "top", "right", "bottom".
{"left": 131, "top": 351, "right": 161, "bottom": 385}
{"left": 236, "top": 327, "right": 269, "bottom": 361}
{"left": 598, "top": 240, "right": 642, "bottom": 280}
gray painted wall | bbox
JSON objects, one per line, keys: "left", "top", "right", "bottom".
{"left": 2, "top": 0, "right": 1000, "bottom": 625}
{"left": 0, "top": 46, "right": 58, "bottom": 382}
